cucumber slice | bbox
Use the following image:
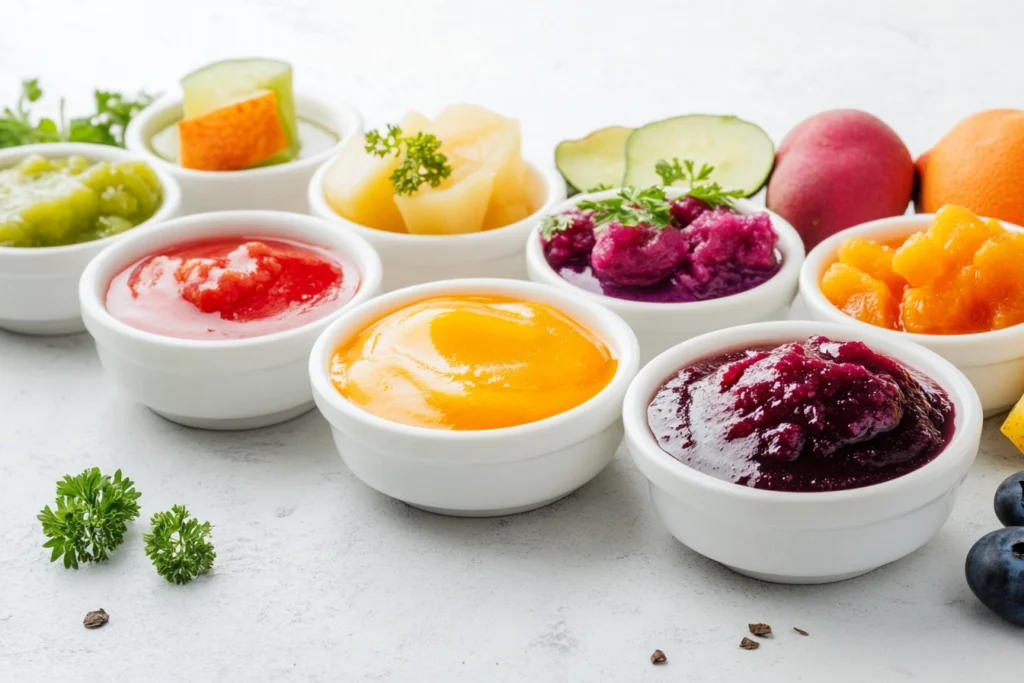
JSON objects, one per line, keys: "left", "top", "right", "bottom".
{"left": 555, "top": 126, "right": 632, "bottom": 194}
{"left": 623, "top": 115, "right": 774, "bottom": 196}
{"left": 181, "top": 58, "right": 299, "bottom": 161}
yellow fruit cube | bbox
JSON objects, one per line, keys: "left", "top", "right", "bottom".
{"left": 1001, "top": 393, "right": 1024, "bottom": 454}
{"left": 394, "top": 165, "right": 496, "bottom": 235}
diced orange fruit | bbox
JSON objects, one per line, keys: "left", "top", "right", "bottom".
{"left": 836, "top": 237, "right": 907, "bottom": 297}
{"left": 178, "top": 90, "right": 288, "bottom": 171}
{"left": 821, "top": 205, "right": 1024, "bottom": 335}
{"left": 820, "top": 263, "right": 900, "bottom": 329}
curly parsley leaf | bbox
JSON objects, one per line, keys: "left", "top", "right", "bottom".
{"left": 144, "top": 505, "right": 216, "bottom": 585}
{"left": 364, "top": 124, "right": 452, "bottom": 196}
{"left": 654, "top": 157, "right": 744, "bottom": 207}
{"left": 38, "top": 468, "right": 142, "bottom": 569}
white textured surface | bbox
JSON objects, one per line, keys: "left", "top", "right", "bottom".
{"left": 3, "top": 1, "right": 1024, "bottom": 680}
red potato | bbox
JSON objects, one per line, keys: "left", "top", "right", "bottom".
{"left": 766, "top": 110, "right": 914, "bottom": 251}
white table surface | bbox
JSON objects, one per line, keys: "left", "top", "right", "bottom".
{"left": 3, "top": 0, "right": 1024, "bottom": 680}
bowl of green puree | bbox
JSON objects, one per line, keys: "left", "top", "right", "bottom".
{"left": 0, "top": 143, "right": 180, "bottom": 335}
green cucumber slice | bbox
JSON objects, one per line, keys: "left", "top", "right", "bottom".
{"left": 181, "top": 58, "right": 299, "bottom": 161}
{"left": 623, "top": 115, "right": 774, "bottom": 196}
{"left": 555, "top": 126, "right": 632, "bottom": 194}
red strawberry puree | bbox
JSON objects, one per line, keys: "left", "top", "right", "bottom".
{"left": 647, "top": 336, "right": 954, "bottom": 492}
{"left": 106, "top": 237, "right": 357, "bottom": 340}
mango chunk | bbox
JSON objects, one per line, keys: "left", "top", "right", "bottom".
{"left": 820, "top": 263, "right": 900, "bottom": 329}
{"left": 394, "top": 165, "right": 496, "bottom": 235}
{"left": 836, "top": 237, "right": 906, "bottom": 297}
{"left": 178, "top": 90, "right": 288, "bottom": 171}
{"left": 1001, "top": 393, "right": 1024, "bottom": 454}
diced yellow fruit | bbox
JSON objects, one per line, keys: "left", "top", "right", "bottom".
{"left": 430, "top": 104, "right": 513, "bottom": 151}
{"left": 394, "top": 164, "right": 496, "bottom": 235}
{"left": 322, "top": 111, "right": 429, "bottom": 233}
{"left": 1001, "top": 393, "right": 1024, "bottom": 454}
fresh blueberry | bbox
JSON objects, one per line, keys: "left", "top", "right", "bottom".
{"left": 965, "top": 527, "right": 1024, "bottom": 626}
{"left": 994, "top": 471, "right": 1024, "bottom": 527}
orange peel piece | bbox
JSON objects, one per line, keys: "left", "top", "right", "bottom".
{"left": 178, "top": 90, "right": 288, "bottom": 171}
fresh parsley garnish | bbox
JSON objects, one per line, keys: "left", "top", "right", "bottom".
{"left": 540, "top": 212, "right": 580, "bottom": 240}
{"left": 654, "top": 157, "right": 744, "bottom": 207}
{"left": 364, "top": 124, "right": 452, "bottom": 196}
{"left": 0, "top": 79, "right": 152, "bottom": 149}
{"left": 144, "top": 505, "right": 216, "bottom": 585}
{"left": 578, "top": 186, "right": 674, "bottom": 229}
{"left": 38, "top": 468, "right": 142, "bottom": 569}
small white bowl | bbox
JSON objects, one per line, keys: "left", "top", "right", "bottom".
{"left": 308, "top": 142, "right": 567, "bottom": 292}
{"left": 799, "top": 214, "right": 1024, "bottom": 416}
{"left": 525, "top": 189, "right": 805, "bottom": 364}
{"left": 624, "top": 320, "right": 983, "bottom": 584}
{"left": 0, "top": 143, "right": 181, "bottom": 336}
{"left": 309, "top": 278, "right": 640, "bottom": 516}
{"left": 79, "top": 210, "right": 382, "bottom": 430}
{"left": 125, "top": 92, "right": 362, "bottom": 215}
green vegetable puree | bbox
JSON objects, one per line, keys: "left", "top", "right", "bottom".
{"left": 0, "top": 154, "right": 163, "bottom": 248}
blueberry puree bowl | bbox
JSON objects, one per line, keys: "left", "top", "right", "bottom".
{"left": 623, "top": 320, "right": 983, "bottom": 584}
{"left": 525, "top": 188, "right": 805, "bottom": 364}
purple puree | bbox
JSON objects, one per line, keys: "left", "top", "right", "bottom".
{"left": 542, "top": 197, "right": 782, "bottom": 303}
{"left": 647, "top": 336, "right": 955, "bottom": 493}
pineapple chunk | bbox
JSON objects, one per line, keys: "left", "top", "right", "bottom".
{"left": 322, "top": 111, "right": 429, "bottom": 233}
{"left": 1001, "top": 394, "right": 1024, "bottom": 454}
{"left": 394, "top": 164, "right": 496, "bottom": 235}
{"left": 430, "top": 104, "right": 513, "bottom": 152}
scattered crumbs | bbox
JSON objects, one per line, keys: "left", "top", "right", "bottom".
{"left": 749, "top": 623, "right": 772, "bottom": 638}
{"left": 793, "top": 627, "right": 809, "bottom": 636}
{"left": 83, "top": 608, "right": 109, "bottom": 629}
{"left": 650, "top": 649, "right": 667, "bottom": 665}
{"left": 739, "top": 637, "right": 760, "bottom": 650}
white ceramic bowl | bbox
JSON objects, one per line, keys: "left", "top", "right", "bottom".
{"left": 624, "top": 320, "right": 983, "bottom": 584}
{"left": 0, "top": 143, "right": 181, "bottom": 336}
{"left": 525, "top": 189, "right": 805, "bottom": 364}
{"left": 125, "top": 93, "right": 362, "bottom": 215}
{"left": 799, "top": 214, "right": 1024, "bottom": 416}
{"left": 309, "top": 278, "right": 640, "bottom": 516}
{"left": 308, "top": 143, "right": 567, "bottom": 292}
{"left": 79, "top": 210, "right": 382, "bottom": 430}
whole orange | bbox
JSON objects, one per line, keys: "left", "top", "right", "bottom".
{"left": 917, "top": 109, "right": 1024, "bottom": 225}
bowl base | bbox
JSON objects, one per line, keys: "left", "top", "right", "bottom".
{"left": 0, "top": 317, "right": 85, "bottom": 336}
{"left": 405, "top": 491, "right": 574, "bottom": 518}
{"left": 151, "top": 401, "right": 314, "bottom": 431}
{"left": 724, "top": 564, "right": 877, "bottom": 585}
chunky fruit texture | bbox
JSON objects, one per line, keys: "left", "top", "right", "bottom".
{"left": 1002, "top": 395, "right": 1024, "bottom": 456}
{"left": 0, "top": 154, "right": 162, "bottom": 247}
{"left": 647, "top": 336, "right": 953, "bottom": 492}
{"left": 821, "top": 205, "right": 1024, "bottom": 334}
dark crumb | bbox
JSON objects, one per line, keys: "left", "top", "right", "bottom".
{"left": 83, "top": 608, "right": 109, "bottom": 629}
{"left": 793, "top": 627, "right": 809, "bottom": 636}
{"left": 748, "top": 623, "right": 772, "bottom": 638}
{"left": 739, "top": 637, "right": 760, "bottom": 650}
{"left": 650, "top": 649, "right": 667, "bottom": 665}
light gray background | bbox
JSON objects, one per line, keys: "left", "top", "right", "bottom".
{"left": 3, "top": 1, "right": 1023, "bottom": 680}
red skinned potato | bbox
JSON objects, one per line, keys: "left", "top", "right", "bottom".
{"left": 766, "top": 110, "right": 914, "bottom": 251}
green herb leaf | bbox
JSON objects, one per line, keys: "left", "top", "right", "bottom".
{"left": 363, "top": 124, "right": 452, "bottom": 196}
{"left": 540, "top": 212, "right": 580, "bottom": 240}
{"left": 37, "top": 468, "right": 142, "bottom": 569}
{"left": 0, "top": 78, "right": 152, "bottom": 149}
{"left": 578, "top": 186, "right": 674, "bottom": 229}
{"left": 654, "top": 157, "right": 744, "bottom": 208}
{"left": 144, "top": 505, "right": 216, "bottom": 585}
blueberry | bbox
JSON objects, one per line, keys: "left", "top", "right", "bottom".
{"left": 994, "top": 471, "right": 1024, "bottom": 527}
{"left": 965, "top": 527, "right": 1024, "bottom": 626}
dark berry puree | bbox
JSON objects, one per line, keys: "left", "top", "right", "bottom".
{"left": 542, "top": 197, "right": 781, "bottom": 304}
{"left": 647, "top": 336, "right": 955, "bottom": 492}
{"left": 106, "top": 237, "right": 357, "bottom": 340}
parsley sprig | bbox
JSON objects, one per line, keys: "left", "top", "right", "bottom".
{"left": 38, "top": 468, "right": 142, "bottom": 569}
{"left": 654, "top": 157, "right": 744, "bottom": 207}
{"left": 364, "top": 124, "right": 452, "bottom": 196}
{"left": 0, "top": 79, "right": 152, "bottom": 149}
{"left": 144, "top": 505, "right": 216, "bottom": 585}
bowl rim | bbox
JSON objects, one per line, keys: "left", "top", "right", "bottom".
{"left": 124, "top": 91, "right": 362, "bottom": 180}
{"left": 307, "top": 139, "right": 567, "bottom": 246}
{"left": 524, "top": 188, "right": 806, "bottom": 314}
{"left": 799, "top": 212, "right": 1024, "bottom": 350}
{"left": 78, "top": 209, "right": 383, "bottom": 350}
{"left": 623, "top": 319, "right": 982, "bottom": 509}
{"left": 0, "top": 142, "right": 182, "bottom": 258}
{"left": 308, "top": 277, "right": 640, "bottom": 443}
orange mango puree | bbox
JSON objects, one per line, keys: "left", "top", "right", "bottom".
{"left": 820, "top": 205, "right": 1024, "bottom": 334}
{"left": 329, "top": 295, "right": 618, "bottom": 430}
